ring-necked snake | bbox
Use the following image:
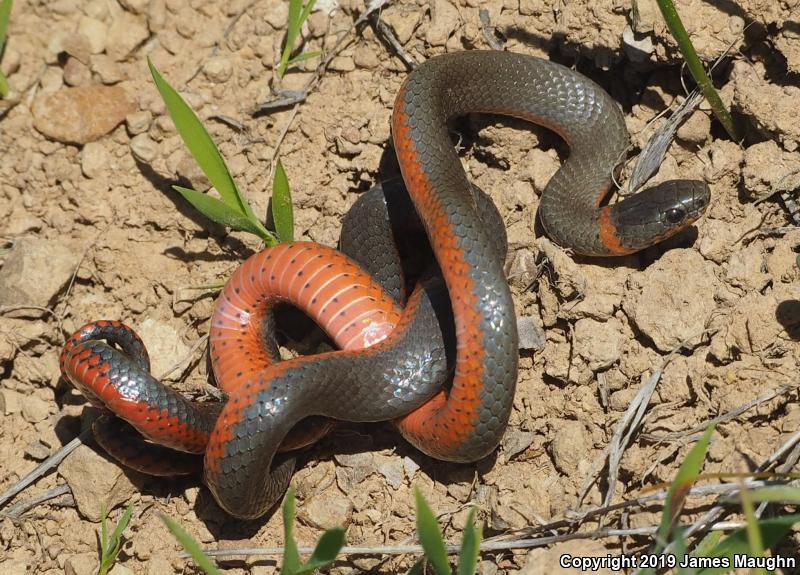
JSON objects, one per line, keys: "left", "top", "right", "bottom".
{"left": 59, "top": 51, "right": 710, "bottom": 519}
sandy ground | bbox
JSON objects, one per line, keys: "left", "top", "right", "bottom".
{"left": 1, "top": 0, "right": 799, "bottom": 573}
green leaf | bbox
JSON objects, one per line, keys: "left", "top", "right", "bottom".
{"left": 99, "top": 502, "right": 134, "bottom": 575}
{"left": 271, "top": 159, "right": 294, "bottom": 242}
{"left": 673, "top": 530, "right": 696, "bottom": 575}
{"left": 654, "top": 425, "right": 715, "bottom": 551}
{"left": 160, "top": 514, "right": 222, "bottom": 575}
{"left": 282, "top": 487, "right": 302, "bottom": 575}
{"left": 173, "top": 185, "right": 276, "bottom": 245}
{"left": 693, "top": 530, "right": 723, "bottom": 557}
{"left": 696, "top": 515, "right": 800, "bottom": 575}
{"left": 408, "top": 559, "right": 426, "bottom": 575}
{"left": 0, "top": 0, "right": 11, "bottom": 56}
{"left": 278, "top": 0, "right": 316, "bottom": 77}
{"left": 415, "top": 489, "right": 451, "bottom": 575}
{"left": 0, "top": 72, "right": 7, "bottom": 98}
{"left": 148, "top": 59, "right": 249, "bottom": 216}
{"left": 292, "top": 528, "right": 345, "bottom": 575}
{"left": 653, "top": 0, "right": 738, "bottom": 140}
{"left": 286, "top": 50, "right": 323, "bottom": 67}
{"left": 748, "top": 485, "right": 800, "bottom": 504}
{"left": 457, "top": 508, "right": 482, "bottom": 575}
{"left": 739, "top": 485, "right": 764, "bottom": 562}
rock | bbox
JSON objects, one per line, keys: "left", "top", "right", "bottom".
{"left": 126, "top": 110, "right": 152, "bottom": 135}
{"left": 521, "top": 539, "right": 617, "bottom": 575}
{"left": 264, "top": 2, "right": 289, "bottom": 29}
{"left": 118, "top": 0, "right": 149, "bottom": 14}
{"left": 24, "top": 439, "right": 52, "bottom": 461}
{"left": 62, "top": 34, "right": 92, "bottom": 64}
{"left": 109, "top": 564, "right": 134, "bottom": 575}
{"left": 0, "top": 560, "right": 27, "bottom": 575}
{"left": 742, "top": 140, "right": 800, "bottom": 197}
{"left": 135, "top": 318, "right": 191, "bottom": 378}
{"left": 0, "top": 237, "right": 79, "bottom": 315}
{"left": 20, "top": 395, "right": 52, "bottom": 423}
{"left": 353, "top": 45, "right": 379, "bottom": 69}
{"left": 297, "top": 488, "right": 353, "bottom": 529}
{"left": 33, "top": 85, "right": 136, "bottom": 144}
{"left": 622, "top": 25, "right": 654, "bottom": 62}
{"left": 106, "top": 12, "right": 149, "bottom": 61}
{"left": 64, "top": 553, "right": 99, "bottom": 575}
{"left": 426, "top": 0, "right": 459, "bottom": 46}
{"left": 329, "top": 55, "right": 355, "bottom": 72}
{"left": 203, "top": 56, "right": 233, "bottom": 83}
{"left": 59, "top": 444, "right": 138, "bottom": 522}
{"left": 374, "top": 454, "right": 405, "bottom": 489}
{"left": 733, "top": 60, "right": 800, "bottom": 147}
{"left": 0, "top": 389, "right": 23, "bottom": 414}
{"left": 572, "top": 317, "right": 624, "bottom": 372}
{"left": 90, "top": 54, "right": 123, "bottom": 84}
{"left": 517, "top": 315, "right": 546, "bottom": 351}
{"left": 63, "top": 57, "right": 92, "bottom": 86}
{"left": 725, "top": 244, "right": 769, "bottom": 292}
{"left": 77, "top": 16, "right": 108, "bottom": 55}
{"left": 129, "top": 133, "right": 158, "bottom": 163}
{"left": 549, "top": 420, "right": 588, "bottom": 475}
{"left": 710, "top": 284, "right": 799, "bottom": 362}
{"left": 145, "top": 556, "right": 173, "bottom": 575}
{"left": 382, "top": 5, "right": 422, "bottom": 45}
{"left": 676, "top": 110, "right": 711, "bottom": 144}
{"left": 624, "top": 249, "right": 720, "bottom": 352}
{"left": 80, "top": 142, "right": 110, "bottom": 178}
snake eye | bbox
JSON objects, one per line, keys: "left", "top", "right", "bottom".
{"left": 665, "top": 207, "right": 686, "bottom": 224}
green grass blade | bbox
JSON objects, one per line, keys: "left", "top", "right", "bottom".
{"left": 0, "top": 0, "right": 11, "bottom": 56}
{"left": 160, "top": 514, "right": 222, "bottom": 575}
{"left": 148, "top": 59, "right": 249, "bottom": 215}
{"left": 693, "top": 530, "right": 723, "bottom": 557}
{"left": 99, "top": 505, "right": 110, "bottom": 575}
{"left": 99, "top": 502, "right": 134, "bottom": 575}
{"left": 457, "top": 508, "right": 482, "bottom": 575}
{"left": 739, "top": 486, "right": 765, "bottom": 574}
{"left": 298, "top": 0, "right": 316, "bottom": 24}
{"left": 655, "top": 425, "right": 715, "bottom": 551}
{"left": 282, "top": 487, "right": 302, "bottom": 575}
{"left": 748, "top": 485, "right": 800, "bottom": 504}
{"left": 286, "top": 50, "right": 323, "bottom": 67}
{"left": 0, "top": 0, "right": 12, "bottom": 98}
{"left": 173, "top": 185, "right": 276, "bottom": 245}
{"left": 292, "top": 528, "right": 345, "bottom": 575}
{"left": 415, "top": 489, "right": 451, "bottom": 575}
{"left": 408, "top": 559, "right": 426, "bottom": 575}
{"left": 654, "top": 0, "right": 738, "bottom": 140}
{"left": 696, "top": 515, "right": 800, "bottom": 575}
{"left": 673, "top": 530, "right": 696, "bottom": 575}
{"left": 278, "top": 0, "right": 304, "bottom": 77}
{"left": 271, "top": 159, "right": 294, "bottom": 242}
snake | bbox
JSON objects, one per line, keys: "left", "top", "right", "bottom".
{"left": 59, "top": 51, "right": 710, "bottom": 519}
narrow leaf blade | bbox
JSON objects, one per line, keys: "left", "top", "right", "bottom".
{"left": 148, "top": 59, "right": 244, "bottom": 212}
{"left": 160, "top": 514, "right": 223, "bottom": 575}
{"left": 0, "top": 0, "right": 11, "bottom": 56}
{"left": 696, "top": 515, "right": 800, "bottom": 575}
{"left": 173, "top": 185, "right": 276, "bottom": 244}
{"left": 415, "top": 489, "right": 451, "bottom": 575}
{"left": 281, "top": 487, "right": 302, "bottom": 575}
{"left": 271, "top": 159, "right": 294, "bottom": 242}
{"left": 655, "top": 425, "right": 715, "bottom": 551}
{"left": 293, "top": 528, "right": 345, "bottom": 575}
{"left": 457, "top": 508, "right": 482, "bottom": 575}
